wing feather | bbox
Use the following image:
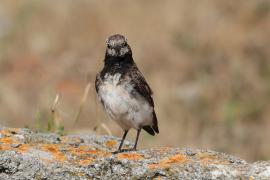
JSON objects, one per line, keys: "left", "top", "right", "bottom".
{"left": 129, "top": 65, "right": 159, "bottom": 134}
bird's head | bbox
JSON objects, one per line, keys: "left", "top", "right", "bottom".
{"left": 105, "top": 34, "right": 132, "bottom": 57}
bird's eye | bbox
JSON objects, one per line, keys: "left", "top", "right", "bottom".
{"left": 107, "top": 44, "right": 111, "bottom": 48}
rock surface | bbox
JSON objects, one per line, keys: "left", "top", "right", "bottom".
{"left": 0, "top": 127, "right": 269, "bottom": 179}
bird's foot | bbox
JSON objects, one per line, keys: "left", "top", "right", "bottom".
{"left": 112, "top": 148, "right": 137, "bottom": 154}
{"left": 112, "top": 150, "right": 121, "bottom": 154}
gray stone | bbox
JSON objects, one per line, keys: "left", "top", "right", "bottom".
{"left": 0, "top": 127, "right": 269, "bottom": 179}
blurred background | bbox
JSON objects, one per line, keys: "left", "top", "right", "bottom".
{"left": 0, "top": 0, "right": 270, "bottom": 161}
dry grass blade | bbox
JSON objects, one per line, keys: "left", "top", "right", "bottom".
{"left": 101, "top": 123, "right": 112, "bottom": 136}
{"left": 49, "top": 94, "right": 60, "bottom": 131}
{"left": 51, "top": 94, "right": 60, "bottom": 113}
{"left": 73, "top": 75, "right": 92, "bottom": 127}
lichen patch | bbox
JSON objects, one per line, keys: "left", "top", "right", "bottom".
{"left": 0, "top": 129, "right": 20, "bottom": 136}
{"left": 0, "top": 130, "right": 12, "bottom": 136}
{"left": 198, "top": 152, "right": 229, "bottom": 165}
{"left": 41, "top": 144, "right": 67, "bottom": 162}
{"left": 117, "top": 153, "right": 144, "bottom": 160}
{"left": 16, "top": 144, "right": 30, "bottom": 153}
{"left": 105, "top": 140, "right": 117, "bottom": 148}
{"left": 0, "top": 137, "right": 18, "bottom": 144}
{"left": 148, "top": 154, "right": 188, "bottom": 169}
{"left": 76, "top": 158, "right": 94, "bottom": 166}
{"left": 0, "top": 144, "right": 12, "bottom": 151}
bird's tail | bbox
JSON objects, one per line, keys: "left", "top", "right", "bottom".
{"left": 142, "top": 111, "right": 159, "bottom": 136}
{"left": 152, "top": 111, "right": 159, "bottom": 133}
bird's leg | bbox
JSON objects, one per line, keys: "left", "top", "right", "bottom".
{"left": 118, "top": 130, "right": 128, "bottom": 151}
{"left": 132, "top": 128, "right": 141, "bottom": 151}
{"left": 112, "top": 130, "right": 128, "bottom": 154}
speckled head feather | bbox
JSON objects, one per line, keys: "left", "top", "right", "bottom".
{"left": 106, "top": 34, "right": 131, "bottom": 57}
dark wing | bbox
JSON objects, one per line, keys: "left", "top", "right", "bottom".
{"left": 95, "top": 72, "right": 101, "bottom": 93}
{"left": 130, "top": 65, "right": 153, "bottom": 106}
{"left": 95, "top": 72, "right": 104, "bottom": 106}
{"left": 130, "top": 65, "right": 159, "bottom": 135}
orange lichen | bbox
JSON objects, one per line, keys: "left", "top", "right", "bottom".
{"left": 93, "top": 150, "right": 111, "bottom": 157}
{"left": 67, "top": 145, "right": 110, "bottom": 158}
{"left": 85, "top": 149, "right": 111, "bottom": 157}
{"left": 55, "top": 154, "right": 67, "bottom": 162}
{"left": 105, "top": 140, "right": 117, "bottom": 148}
{"left": 0, "top": 130, "right": 12, "bottom": 136}
{"left": 68, "top": 146, "right": 87, "bottom": 156}
{"left": 42, "top": 144, "right": 59, "bottom": 153}
{"left": 0, "top": 136, "right": 29, "bottom": 153}
{"left": 0, "top": 137, "right": 18, "bottom": 144}
{"left": 77, "top": 172, "right": 86, "bottom": 177}
{"left": 0, "top": 129, "right": 19, "bottom": 136}
{"left": 76, "top": 157, "right": 94, "bottom": 165}
{"left": 42, "top": 144, "right": 67, "bottom": 162}
{"left": 0, "top": 144, "right": 12, "bottom": 151}
{"left": 148, "top": 154, "right": 188, "bottom": 169}
{"left": 117, "top": 153, "right": 143, "bottom": 160}
{"left": 0, "top": 136, "right": 25, "bottom": 152}
{"left": 70, "top": 146, "right": 96, "bottom": 155}
{"left": 198, "top": 152, "right": 228, "bottom": 165}
{"left": 16, "top": 144, "right": 30, "bottom": 153}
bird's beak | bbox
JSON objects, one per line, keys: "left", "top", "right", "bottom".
{"left": 115, "top": 46, "right": 121, "bottom": 56}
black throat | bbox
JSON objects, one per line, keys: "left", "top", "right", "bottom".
{"left": 101, "top": 54, "right": 134, "bottom": 78}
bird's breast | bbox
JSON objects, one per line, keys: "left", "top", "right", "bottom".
{"left": 98, "top": 73, "right": 134, "bottom": 117}
{"left": 97, "top": 73, "right": 153, "bottom": 129}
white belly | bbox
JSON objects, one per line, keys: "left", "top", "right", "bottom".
{"left": 98, "top": 74, "right": 153, "bottom": 130}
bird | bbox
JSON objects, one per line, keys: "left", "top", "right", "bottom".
{"left": 95, "top": 34, "right": 159, "bottom": 153}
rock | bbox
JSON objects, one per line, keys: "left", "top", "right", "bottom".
{"left": 0, "top": 127, "right": 269, "bottom": 179}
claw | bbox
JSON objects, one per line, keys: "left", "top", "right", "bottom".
{"left": 112, "top": 148, "right": 137, "bottom": 154}
{"left": 112, "top": 150, "right": 121, "bottom": 154}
